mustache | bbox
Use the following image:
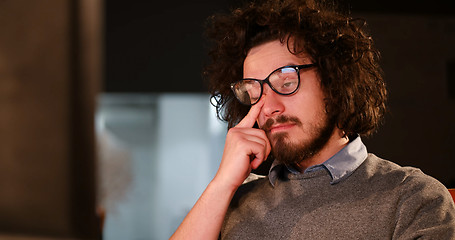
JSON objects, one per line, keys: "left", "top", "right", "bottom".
{"left": 261, "top": 115, "right": 302, "bottom": 132}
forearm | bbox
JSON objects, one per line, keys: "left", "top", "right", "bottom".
{"left": 170, "top": 179, "right": 237, "bottom": 240}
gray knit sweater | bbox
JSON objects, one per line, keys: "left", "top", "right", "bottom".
{"left": 221, "top": 154, "right": 455, "bottom": 239}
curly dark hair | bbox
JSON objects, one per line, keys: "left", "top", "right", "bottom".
{"left": 204, "top": 0, "right": 387, "bottom": 137}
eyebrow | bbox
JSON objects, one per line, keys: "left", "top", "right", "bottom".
{"left": 284, "top": 62, "right": 300, "bottom": 66}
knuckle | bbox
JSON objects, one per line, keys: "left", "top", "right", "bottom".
{"left": 227, "top": 128, "right": 239, "bottom": 136}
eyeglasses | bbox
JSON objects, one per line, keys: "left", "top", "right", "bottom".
{"left": 230, "top": 64, "right": 316, "bottom": 105}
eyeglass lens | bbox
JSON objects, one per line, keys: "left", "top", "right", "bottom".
{"left": 232, "top": 66, "right": 299, "bottom": 105}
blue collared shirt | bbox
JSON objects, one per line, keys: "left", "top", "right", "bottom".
{"left": 268, "top": 136, "right": 368, "bottom": 186}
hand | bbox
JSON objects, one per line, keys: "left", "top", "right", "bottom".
{"left": 213, "top": 99, "right": 271, "bottom": 191}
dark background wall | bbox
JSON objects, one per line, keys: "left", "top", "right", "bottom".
{"left": 104, "top": 0, "right": 455, "bottom": 92}
{"left": 105, "top": 0, "right": 455, "bottom": 187}
{"left": 104, "top": 1, "right": 231, "bottom": 92}
{"left": 361, "top": 14, "right": 455, "bottom": 188}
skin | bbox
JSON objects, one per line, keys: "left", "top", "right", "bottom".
{"left": 170, "top": 40, "right": 348, "bottom": 239}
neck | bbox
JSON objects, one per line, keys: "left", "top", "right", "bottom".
{"left": 293, "top": 128, "right": 349, "bottom": 172}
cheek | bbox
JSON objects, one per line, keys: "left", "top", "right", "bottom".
{"left": 293, "top": 88, "right": 325, "bottom": 112}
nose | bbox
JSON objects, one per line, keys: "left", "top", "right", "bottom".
{"left": 260, "top": 84, "right": 285, "bottom": 118}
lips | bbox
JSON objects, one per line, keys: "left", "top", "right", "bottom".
{"left": 261, "top": 115, "right": 302, "bottom": 133}
{"left": 269, "top": 123, "right": 296, "bottom": 133}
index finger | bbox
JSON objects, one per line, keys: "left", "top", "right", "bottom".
{"left": 236, "top": 99, "right": 264, "bottom": 128}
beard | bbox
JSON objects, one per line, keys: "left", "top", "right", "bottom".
{"left": 262, "top": 114, "right": 335, "bottom": 167}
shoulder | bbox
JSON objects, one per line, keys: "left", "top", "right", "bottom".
{"left": 340, "top": 153, "right": 452, "bottom": 208}
{"left": 362, "top": 154, "right": 455, "bottom": 238}
{"left": 356, "top": 154, "right": 455, "bottom": 237}
{"left": 361, "top": 153, "right": 454, "bottom": 215}
{"left": 359, "top": 154, "right": 441, "bottom": 188}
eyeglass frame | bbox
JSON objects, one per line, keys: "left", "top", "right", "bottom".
{"left": 230, "top": 63, "right": 316, "bottom": 106}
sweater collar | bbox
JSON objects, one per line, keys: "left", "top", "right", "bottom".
{"left": 268, "top": 135, "right": 368, "bottom": 187}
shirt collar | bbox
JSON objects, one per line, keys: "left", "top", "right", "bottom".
{"left": 268, "top": 135, "right": 368, "bottom": 186}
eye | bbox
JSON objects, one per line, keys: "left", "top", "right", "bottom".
{"left": 281, "top": 79, "right": 297, "bottom": 89}
{"left": 282, "top": 80, "right": 295, "bottom": 88}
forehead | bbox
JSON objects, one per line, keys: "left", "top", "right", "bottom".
{"left": 243, "top": 40, "right": 309, "bottom": 79}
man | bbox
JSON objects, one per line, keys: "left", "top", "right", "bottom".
{"left": 171, "top": 0, "right": 455, "bottom": 239}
